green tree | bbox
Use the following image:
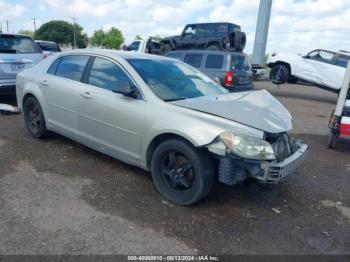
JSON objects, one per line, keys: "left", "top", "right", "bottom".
{"left": 102, "top": 27, "right": 124, "bottom": 49}
{"left": 34, "top": 20, "right": 87, "bottom": 48}
{"left": 17, "top": 29, "right": 34, "bottom": 37}
{"left": 90, "top": 29, "right": 106, "bottom": 47}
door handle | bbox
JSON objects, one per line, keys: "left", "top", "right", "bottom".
{"left": 80, "top": 92, "right": 92, "bottom": 99}
{"left": 40, "top": 80, "right": 48, "bottom": 86}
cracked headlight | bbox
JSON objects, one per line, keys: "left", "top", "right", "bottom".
{"left": 220, "top": 132, "right": 275, "bottom": 160}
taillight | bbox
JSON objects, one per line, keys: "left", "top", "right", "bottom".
{"left": 224, "top": 71, "right": 233, "bottom": 86}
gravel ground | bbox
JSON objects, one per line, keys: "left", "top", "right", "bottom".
{"left": 0, "top": 81, "right": 349, "bottom": 256}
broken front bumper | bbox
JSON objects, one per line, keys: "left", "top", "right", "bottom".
{"left": 258, "top": 143, "right": 308, "bottom": 183}
{"left": 217, "top": 142, "right": 308, "bottom": 185}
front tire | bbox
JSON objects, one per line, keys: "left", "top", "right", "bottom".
{"left": 151, "top": 139, "right": 214, "bottom": 206}
{"left": 23, "top": 96, "right": 48, "bottom": 138}
{"left": 159, "top": 44, "right": 172, "bottom": 55}
{"left": 328, "top": 133, "right": 338, "bottom": 149}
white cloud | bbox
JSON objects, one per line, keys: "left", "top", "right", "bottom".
{"left": 0, "top": 0, "right": 25, "bottom": 20}
{"left": 3, "top": 0, "right": 350, "bottom": 55}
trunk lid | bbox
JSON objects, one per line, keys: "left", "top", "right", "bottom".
{"left": 0, "top": 34, "right": 43, "bottom": 80}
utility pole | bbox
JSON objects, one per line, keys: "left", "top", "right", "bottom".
{"left": 252, "top": 0, "right": 272, "bottom": 67}
{"left": 32, "top": 18, "right": 37, "bottom": 33}
{"left": 6, "top": 20, "right": 9, "bottom": 33}
{"left": 100, "top": 26, "right": 103, "bottom": 47}
{"left": 0, "top": 22, "right": 2, "bottom": 33}
{"left": 72, "top": 17, "right": 77, "bottom": 49}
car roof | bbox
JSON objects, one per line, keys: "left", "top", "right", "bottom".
{"left": 59, "top": 48, "right": 173, "bottom": 61}
{"left": 186, "top": 22, "right": 238, "bottom": 26}
{"left": 0, "top": 33, "right": 33, "bottom": 38}
{"left": 312, "top": 48, "right": 350, "bottom": 57}
{"left": 35, "top": 40, "right": 58, "bottom": 44}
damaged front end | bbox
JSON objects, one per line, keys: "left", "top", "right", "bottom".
{"left": 206, "top": 132, "right": 307, "bottom": 185}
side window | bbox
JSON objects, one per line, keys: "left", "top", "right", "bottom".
{"left": 55, "top": 55, "right": 89, "bottom": 81}
{"left": 334, "top": 55, "right": 350, "bottom": 68}
{"left": 309, "top": 50, "right": 334, "bottom": 64}
{"left": 167, "top": 53, "right": 183, "bottom": 60}
{"left": 205, "top": 54, "right": 224, "bottom": 69}
{"left": 128, "top": 41, "right": 140, "bottom": 51}
{"left": 88, "top": 57, "right": 131, "bottom": 92}
{"left": 47, "top": 58, "right": 61, "bottom": 75}
{"left": 184, "top": 54, "right": 203, "bottom": 68}
{"left": 183, "top": 25, "right": 196, "bottom": 35}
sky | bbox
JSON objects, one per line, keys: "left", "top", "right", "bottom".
{"left": 0, "top": 0, "right": 349, "bottom": 55}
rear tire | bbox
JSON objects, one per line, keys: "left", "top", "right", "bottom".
{"left": 159, "top": 44, "right": 172, "bottom": 55}
{"left": 151, "top": 139, "right": 214, "bottom": 206}
{"left": 206, "top": 45, "right": 221, "bottom": 51}
{"left": 328, "top": 133, "right": 338, "bottom": 149}
{"left": 269, "top": 64, "right": 290, "bottom": 84}
{"left": 23, "top": 96, "right": 48, "bottom": 138}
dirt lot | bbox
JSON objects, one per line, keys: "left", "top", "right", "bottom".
{"left": 0, "top": 82, "right": 349, "bottom": 256}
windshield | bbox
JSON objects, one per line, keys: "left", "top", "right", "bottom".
{"left": 0, "top": 35, "right": 41, "bottom": 54}
{"left": 126, "top": 58, "right": 227, "bottom": 101}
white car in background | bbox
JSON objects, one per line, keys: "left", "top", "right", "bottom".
{"left": 122, "top": 38, "right": 160, "bottom": 54}
{"left": 267, "top": 49, "right": 350, "bottom": 92}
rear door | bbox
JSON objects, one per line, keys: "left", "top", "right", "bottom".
{"left": 202, "top": 53, "right": 225, "bottom": 83}
{"left": 0, "top": 34, "right": 43, "bottom": 83}
{"left": 78, "top": 56, "right": 146, "bottom": 162}
{"left": 44, "top": 55, "right": 90, "bottom": 139}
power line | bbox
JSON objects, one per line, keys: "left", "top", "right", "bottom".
{"left": 247, "top": 28, "right": 350, "bottom": 35}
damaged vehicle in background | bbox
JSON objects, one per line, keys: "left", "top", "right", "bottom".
{"left": 159, "top": 22, "right": 247, "bottom": 55}
{"left": 268, "top": 49, "right": 350, "bottom": 92}
{"left": 16, "top": 50, "right": 307, "bottom": 205}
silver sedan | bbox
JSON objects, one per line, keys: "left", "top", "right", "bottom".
{"left": 16, "top": 49, "right": 307, "bottom": 205}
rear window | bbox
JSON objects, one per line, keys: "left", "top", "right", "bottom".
{"left": 55, "top": 55, "right": 89, "bottom": 81}
{"left": 205, "top": 54, "right": 224, "bottom": 69}
{"left": 36, "top": 41, "right": 60, "bottom": 52}
{"left": 0, "top": 35, "right": 41, "bottom": 54}
{"left": 184, "top": 54, "right": 203, "bottom": 68}
{"left": 231, "top": 54, "right": 249, "bottom": 70}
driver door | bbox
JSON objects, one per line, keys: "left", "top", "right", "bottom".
{"left": 295, "top": 50, "right": 336, "bottom": 88}
{"left": 78, "top": 56, "right": 146, "bottom": 163}
{"left": 179, "top": 25, "right": 197, "bottom": 49}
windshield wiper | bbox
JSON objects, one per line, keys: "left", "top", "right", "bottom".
{"left": 164, "top": 97, "right": 187, "bottom": 102}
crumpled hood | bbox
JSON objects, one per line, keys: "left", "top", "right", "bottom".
{"left": 171, "top": 90, "right": 292, "bottom": 133}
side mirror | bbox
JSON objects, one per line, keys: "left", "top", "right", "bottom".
{"left": 112, "top": 81, "right": 136, "bottom": 98}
